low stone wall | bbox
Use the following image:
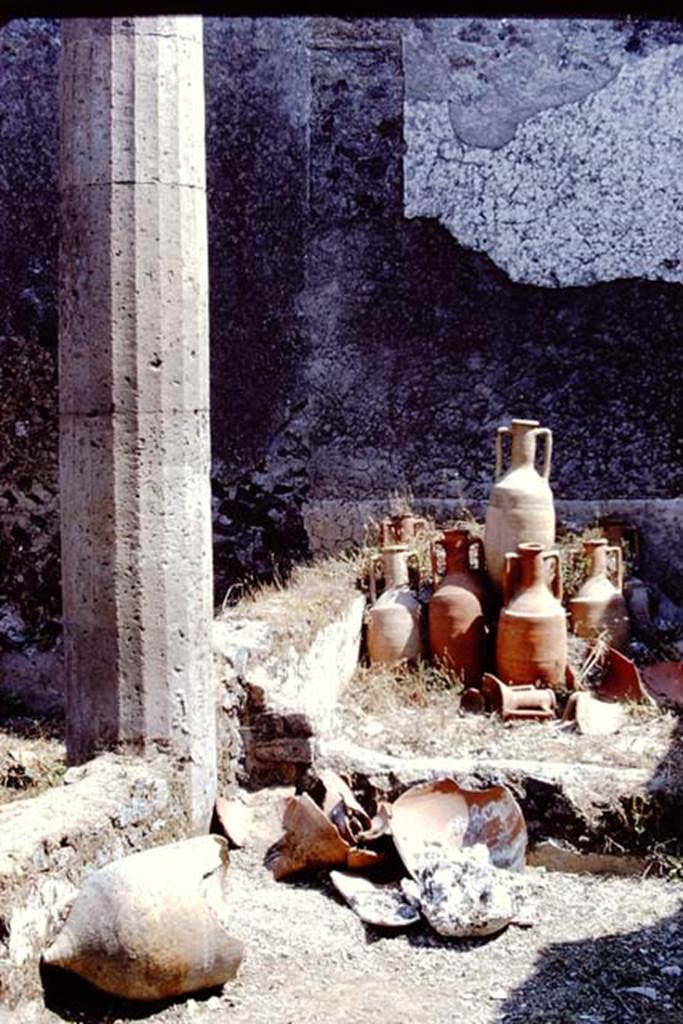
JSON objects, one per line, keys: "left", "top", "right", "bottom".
{"left": 0, "top": 753, "right": 185, "bottom": 1006}
{"left": 213, "top": 563, "right": 365, "bottom": 786}
{"left": 304, "top": 496, "right": 683, "bottom": 603}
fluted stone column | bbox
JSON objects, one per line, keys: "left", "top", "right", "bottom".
{"left": 59, "top": 17, "right": 215, "bottom": 830}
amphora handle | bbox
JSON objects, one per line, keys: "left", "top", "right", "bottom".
{"left": 607, "top": 545, "right": 624, "bottom": 591}
{"left": 406, "top": 548, "right": 422, "bottom": 589}
{"left": 469, "top": 536, "right": 486, "bottom": 573}
{"left": 368, "top": 553, "right": 383, "bottom": 606}
{"left": 495, "top": 426, "right": 512, "bottom": 482}
{"left": 534, "top": 427, "right": 553, "bottom": 480}
{"left": 502, "top": 551, "right": 520, "bottom": 607}
{"left": 430, "top": 538, "right": 443, "bottom": 587}
{"left": 544, "top": 550, "right": 562, "bottom": 602}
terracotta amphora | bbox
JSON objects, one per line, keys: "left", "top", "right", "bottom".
{"left": 496, "top": 542, "right": 567, "bottom": 688}
{"left": 484, "top": 419, "right": 555, "bottom": 590}
{"left": 367, "top": 545, "right": 422, "bottom": 666}
{"left": 379, "top": 512, "right": 428, "bottom": 547}
{"left": 569, "top": 539, "right": 631, "bottom": 651}
{"left": 428, "top": 528, "right": 489, "bottom": 686}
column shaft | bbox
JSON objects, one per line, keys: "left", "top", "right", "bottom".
{"left": 59, "top": 16, "right": 215, "bottom": 831}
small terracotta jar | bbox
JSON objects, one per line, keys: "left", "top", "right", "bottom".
{"left": 484, "top": 419, "right": 555, "bottom": 591}
{"left": 367, "top": 545, "right": 422, "bottom": 666}
{"left": 496, "top": 542, "right": 567, "bottom": 688}
{"left": 570, "top": 539, "right": 631, "bottom": 651}
{"left": 428, "top": 528, "right": 489, "bottom": 686}
{"left": 378, "top": 513, "right": 428, "bottom": 547}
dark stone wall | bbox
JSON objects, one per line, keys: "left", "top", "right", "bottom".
{"left": 0, "top": 16, "right": 681, "bottom": 636}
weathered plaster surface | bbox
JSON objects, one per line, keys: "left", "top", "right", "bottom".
{"left": 0, "top": 16, "right": 681, "bottom": 645}
{"left": 404, "top": 18, "right": 683, "bottom": 286}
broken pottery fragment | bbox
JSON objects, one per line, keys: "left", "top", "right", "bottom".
{"left": 412, "top": 843, "right": 517, "bottom": 938}
{"left": 346, "top": 847, "right": 386, "bottom": 870}
{"left": 214, "top": 795, "right": 252, "bottom": 848}
{"left": 355, "top": 800, "right": 393, "bottom": 843}
{"left": 641, "top": 661, "right": 683, "bottom": 708}
{"left": 329, "top": 871, "right": 420, "bottom": 928}
{"left": 390, "top": 778, "right": 527, "bottom": 877}
{"left": 460, "top": 687, "right": 486, "bottom": 714}
{"left": 265, "top": 793, "right": 350, "bottom": 880}
{"left": 482, "top": 673, "right": 557, "bottom": 720}
{"left": 562, "top": 691, "right": 626, "bottom": 736}
{"left": 313, "top": 769, "right": 372, "bottom": 844}
{"left": 597, "top": 647, "right": 653, "bottom": 704}
{"left": 42, "top": 836, "right": 243, "bottom": 1002}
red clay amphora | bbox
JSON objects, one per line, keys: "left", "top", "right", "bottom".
{"left": 379, "top": 513, "right": 428, "bottom": 547}
{"left": 428, "top": 528, "right": 489, "bottom": 686}
{"left": 367, "top": 545, "right": 422, "bottom": 666}
{"left": 569, "top": 539, "right": 630, "bottom": 651}
{"left": 484, "top": 419, "right": 555, "bottom": 590}
{"left": 496, "top": 542, "right": 567, "bottom": 688}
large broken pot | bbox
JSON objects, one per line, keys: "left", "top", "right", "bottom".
{"left": 266, "top": 773, "right": 388, "bottom": 880}
{"left": 42, "top": 836, "right": 243, "bottom": 1002}
{"left": 265, "top": 792, "right": 351, "bottom": 880}
{"left": 390, "top": 777, "right": 527, "bottom": 877}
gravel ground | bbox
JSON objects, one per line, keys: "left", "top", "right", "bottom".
{"left": 338, "top": 691, "right": 677, "bottom": 771}
{"left": 22, "top": 788, "right": 683, "bottom": 1024}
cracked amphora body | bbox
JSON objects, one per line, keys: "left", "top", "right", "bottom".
{"left": 428, "top": 528, "right": 489, "bottom": 686}
{"left": 484, "top": 419, "right": 555, "bottom": 591}
{"left": 496, "top": 542, "right": 567, "bottom": 688}
{"left": 367, "top": 545, "right": 422, "bottom": 666}
{"left": 570, "top": 538, "right": 631, "bottom": 651}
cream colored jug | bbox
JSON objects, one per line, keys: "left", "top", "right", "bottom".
{"left": 367, "top": 545, "right": 422, "bottom": 666}
{"left": 569, "top": 538, "right": 630, "bottom": 651}
{"left": 484, "top": 419, "right": 555, "bottom": 590}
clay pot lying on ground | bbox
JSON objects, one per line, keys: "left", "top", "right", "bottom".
{"left": 42, "top": 836, "right": 244, "bottom": 1002}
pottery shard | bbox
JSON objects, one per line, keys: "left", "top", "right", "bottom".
{"left": 314, "top": 769, "right": 372, "bottom": 844}
{"left": 215, "top": 796, "right": 253, "bottom": 848}
{"left": 390, "top": 778, "right": 527, "bottom": 878}
{"left": 598, "top": 648, "right": 653, "bottom": 704}
{"left": 42, "top": 836, "right": 243, "bottom": 1002}
{"left": 329, "top": 871, "right": 420, "bottom": 929}
{"left": 563, "top": 691, "right": 626, "bottom": 736}
{"left": 265, "top": 793, "right": 350, "bottom": 880}
{"left": 413, "top": 844, "right": 517, "bottom": 938}
{"left": 641, "top": 661, "right": 683, "bottom": 708}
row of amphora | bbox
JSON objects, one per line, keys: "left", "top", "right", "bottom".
{"left": 368, "top": 418, "right": 629, "bottom": 687}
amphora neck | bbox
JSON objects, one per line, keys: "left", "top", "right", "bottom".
{"left": 584, "top": 539, "right": 608, "bottom": 578}
{"left": 442, "top": 529, "right": 471, "bottom": 575}
{"left": 510, "top": 419, "right": 539, "bottom": 470}
{"left": 519, "top": 543, "right": 548, "bottom": 589}
{"left": 382, "top": 546, "right": 410, "bottom": 588}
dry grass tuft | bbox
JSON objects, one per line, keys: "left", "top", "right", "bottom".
{"left": 344, "top": 659, "right": 461, "bottom": 719}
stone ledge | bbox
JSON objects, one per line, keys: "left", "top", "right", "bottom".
{"left": 316, "top": 738, "right": 679, "bottom": 855}
{"left": 213, "top": 570, "right": 365, "bottom": 787}
{"left": 0, "top": 753, "right": 185, "bottom": 1006}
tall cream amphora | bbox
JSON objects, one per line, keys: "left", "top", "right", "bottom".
{"left": 484, "top": 419, "right": 555, "bottom": 591}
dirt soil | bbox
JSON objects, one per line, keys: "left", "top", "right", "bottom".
{"left": 18, "top": 788, "right": 683, "bottom": 1024}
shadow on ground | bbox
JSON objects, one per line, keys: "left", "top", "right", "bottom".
{"left": 498, "top": 712, "right": 683, "bottom": 1024}
{"left": 41, "top": 964, "right": 223, "bottom": 1024}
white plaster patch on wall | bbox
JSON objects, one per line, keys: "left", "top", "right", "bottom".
{"left": 404, "top": 22, "right": 683, "bottom": 287}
